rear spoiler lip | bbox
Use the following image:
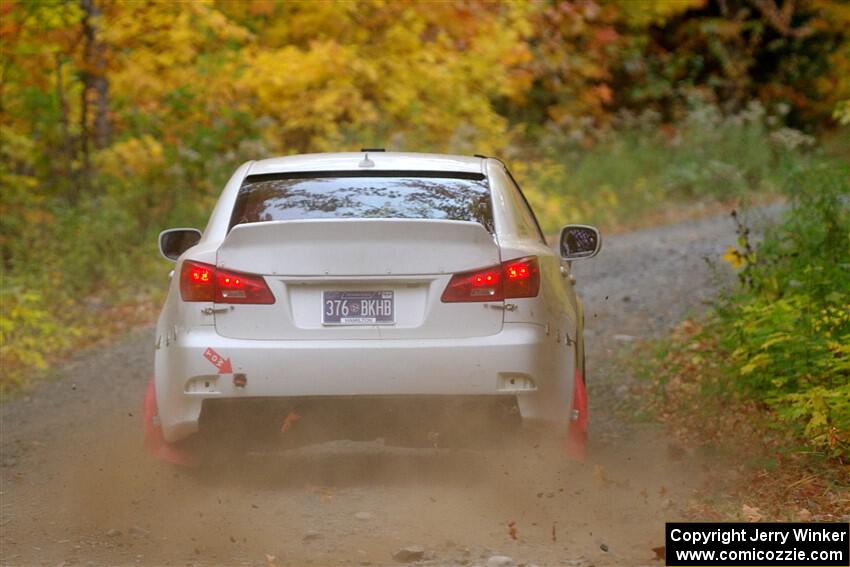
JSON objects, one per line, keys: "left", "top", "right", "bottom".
{"left": 242, "top": 170, "right": 486, "bottom": 183}
{"left": 228, "top": 217, "right": 489, "bottom": 231}
{"left": 227, "top": 216, "right": 497, "bottom": 240}
{"left": 217, "top": 218, "right": 501, "bottom": 277}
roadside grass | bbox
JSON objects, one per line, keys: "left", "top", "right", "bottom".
{"left": 513, "top": 102, "right": 833, "bottom": 233}
{"left": 634, "top": 320, "right": 849, "bottom": 522}
{"left": 633, "top": 163, "right": 850, "bottom": 520}
{"left": 0, "top": 275, "right": 165, "bottom": 399}
{"left": 0, "top": 242, "right": 170, "bottom": 396}
{"left": 720, "top": 165, "right": 850, "bottom": 461}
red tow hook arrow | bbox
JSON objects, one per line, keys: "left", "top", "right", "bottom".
{"left": 203, "top": 347, "right": 232, "bottom": 374}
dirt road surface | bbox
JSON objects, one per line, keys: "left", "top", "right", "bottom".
{"left": 1, "top": 209, "right": 777, "bottom": 567}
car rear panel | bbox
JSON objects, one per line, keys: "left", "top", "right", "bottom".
{"left": 213, "top": 218, "right": 504, "bottom": 340}
{"left": 155, "top": 323, "right": 565, "bottom": 442}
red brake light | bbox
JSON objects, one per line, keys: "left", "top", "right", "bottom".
{"left": 441, "top": 266, "right": 503, "bottom": 302}
{"left": 181, "top": 261, "right": 215, "bottom": 302}
{"left": 441, "top": 256, "right": 539, "bottom": 303}
{"left": 180, "top": 261, "right": 274, "bottom": 304}
{"left": 215, "top": 266, "right": 274, "bottom": 303}
{"left": 503, "top": 257, "right": 539, "bottom": 299}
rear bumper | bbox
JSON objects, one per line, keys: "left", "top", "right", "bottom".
{"left": 155, "top": 323, "right": 573, "bottom": 442}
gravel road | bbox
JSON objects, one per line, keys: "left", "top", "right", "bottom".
{"left": 0, "top": 207, "right": 780, "bottom": 567}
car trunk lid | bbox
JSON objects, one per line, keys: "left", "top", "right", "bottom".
{"left": 213, "top": 219, "right": 504, "bottom": 340}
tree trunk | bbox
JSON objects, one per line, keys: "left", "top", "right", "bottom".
{"left": 55, "top": 54, "right": 77, "bottom": 200}
{"left": 79, "top": 60, "right": 90, "bottom": 196}
{"left": 80, "top": 0, "right": 110, "bottom": 166}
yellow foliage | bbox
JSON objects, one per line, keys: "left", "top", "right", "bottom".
{"left": 96, "top": 135, "right": 165, "bottom": 178}
{"left": 722, "top": 245, "right": 746, "bottom": 269}
{"left": 740, "top": 353, "right": 771, "bottom": 375}
{"left": 613, "top": 0, "right": 707, "bottom": 26}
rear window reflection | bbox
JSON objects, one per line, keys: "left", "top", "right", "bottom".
{"left": 230, "top": 175, "right": 494, "bottom": 233}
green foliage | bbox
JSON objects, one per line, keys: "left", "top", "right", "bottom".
{"left": 718, "top": 165, "right": 850, "bottom": 459}
{"left": 0, "top": 289, "right": 78, "bottom": 388}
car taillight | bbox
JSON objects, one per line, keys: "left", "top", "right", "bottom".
{"left": 503, "top": 256, "right": 540, "bottom": 299}
{"left": 180, "top": 260, "right": 275, "bottom": 304}
{"left": 441, "top": 256, "right": 539, "bottom": 303}
{"left": 181, "top": 261, "right": 215, "bottom": 302}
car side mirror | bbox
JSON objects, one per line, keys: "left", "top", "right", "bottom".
{"left": 159, "top": 228, "right": 202, "bottom": 261}
{"left": 559, "top": 224, "right": 601, "bottom": 260}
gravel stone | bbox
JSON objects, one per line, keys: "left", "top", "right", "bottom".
{"left": 392, "top": 545, "right": 425, "bottom": 563}
{"left": 128, "top": 526, "right": 150, "bottom": 538}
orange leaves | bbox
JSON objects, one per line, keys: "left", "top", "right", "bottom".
{"left": 742, "top": 504, "right": 764, "bottom": 522}
{"left": 280, "top": 411, "right": 301, "bottom": 434}
{"left": 593, "top": 26, "right": 619, "bottom": 45}
{"left": 247, "top": 0, "right": 276, "bottom": 17}
{"left": 594, "top": 83, "right": 613, "bottom": 105}
{"left": 524, "top": 0, "right": 624, "bottom": 122}
{"left": 305, "top": 484, "right": 335, "bottom": 505}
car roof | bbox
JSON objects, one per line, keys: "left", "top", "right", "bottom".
{"left": 246, "top": 152, "right": 487, "bottom": 177}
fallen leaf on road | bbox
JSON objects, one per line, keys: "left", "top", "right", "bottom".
{"left": 306, "top": 484, "right": 335, "bottom": 504}
{"left": 594, "top": 464, "right": 610, "bottom": 485}
{"left": 280, "top": 411, "right": 301, "bottom": 433}
{"left": 742, "top": 504, "right": 763, "bottom": 522}
{"left": 594, "top": 464, "right": 623, "bottom": 487}
{"left": 507, "top": 520, "right": 517, "bottom": 540}
{"left": 652, "top": 545, "right": 665, "bottom": 561}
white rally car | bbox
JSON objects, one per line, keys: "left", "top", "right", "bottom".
{"left": 149, "top": 151, "right": 600, "bottom": 455}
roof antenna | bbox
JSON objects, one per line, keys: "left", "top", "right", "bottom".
{"left": 358, "top": 152, "right": 375, "bottom": 168}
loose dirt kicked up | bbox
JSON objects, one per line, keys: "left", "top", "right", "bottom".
{"left": 1, "top": 209, "right": 778, "bottom": 567}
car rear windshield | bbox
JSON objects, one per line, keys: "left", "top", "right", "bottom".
{"left": 229, "top": 171, "right": 494, "bottom": 233}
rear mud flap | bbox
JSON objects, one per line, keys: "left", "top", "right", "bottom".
{"left": 564, "top": 367, "right": 588, "bottom": 461}
{"left": 143, "top": 377, "right": 199, "bottom": 467}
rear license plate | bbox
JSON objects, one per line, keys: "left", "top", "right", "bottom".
{"left": 322, "top": 291, "right": 394, "bottom": 325}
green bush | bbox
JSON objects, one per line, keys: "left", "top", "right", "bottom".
{"left": 0, "top": 125, "right": 266, "bottom": 393}
{"left": 718, "top": 164, "right": 850, "bottom": 459}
